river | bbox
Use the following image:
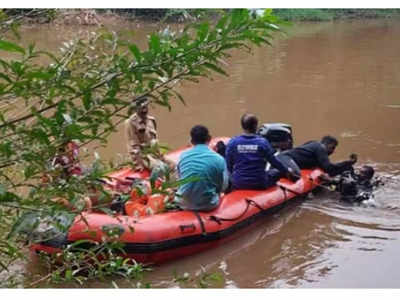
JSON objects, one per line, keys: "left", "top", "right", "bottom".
{"left": 14, "top": 18, "right": 400, "bottom": 288}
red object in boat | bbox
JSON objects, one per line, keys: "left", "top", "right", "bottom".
{"left": 30, "top": 137, "right": 324, "bottom": 264}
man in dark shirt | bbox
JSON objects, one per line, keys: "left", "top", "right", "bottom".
{"left": 225, "top": 113, "right": 298, "bottom": 190}
{"left": 279, "top": 135, "right": 357, "bottom": 177}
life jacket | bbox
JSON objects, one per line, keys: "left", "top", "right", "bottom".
{"left": 124, "top": 180, "right": 168, "bottom": 217}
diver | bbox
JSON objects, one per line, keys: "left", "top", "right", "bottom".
{"left": 320, "top": 165, "right": 383, "bottom": 204}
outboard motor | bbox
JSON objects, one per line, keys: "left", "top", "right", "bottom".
{"left": 257, "top": 123, "right": 293, "bottom": 151}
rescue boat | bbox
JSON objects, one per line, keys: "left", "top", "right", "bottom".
{"left": 30, "top": 137, "right": 324, "bottom": 264}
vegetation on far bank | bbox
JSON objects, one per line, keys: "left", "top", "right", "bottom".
{"left": 2, "top": 8, "right": 400, "bottom": 26}
{"left": 103, "top": 8, "right": 400, "bottom": 22}
{"left": 272, "top": 8, "right": 400, "bottom": 21}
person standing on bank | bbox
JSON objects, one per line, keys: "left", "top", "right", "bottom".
{"left": 175, "top": 125, "right": 229, "bottom": 211}
{"left": 125, "top": 96, "right": 159, "bottom": 171}
{"left": 225, "top": 113, "right": 299, "bottom": 191}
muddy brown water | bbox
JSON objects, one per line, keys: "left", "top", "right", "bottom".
{"left": 10, "top": 19, "right": 400, "bottom": 288}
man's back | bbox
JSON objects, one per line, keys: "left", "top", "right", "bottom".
{"left": 284, "top": 141, "right": 353, "bottom": 176}
{"left": 284, "top": 141, "right": 323, "bottom": 169}
{"left": 226, "top": 134, "right": 283, "bottom": 189}
{"left": 177, "top": 144, "right": 227, "bottom": 211}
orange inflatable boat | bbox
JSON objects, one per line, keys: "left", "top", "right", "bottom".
{"left": 31, "top": 137, "right": 324, "bottom": 264}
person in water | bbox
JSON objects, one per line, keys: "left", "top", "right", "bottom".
{"left": 320, "top": 165, "right": 382, "bottom": 203}
{"left": 174, "top": 125, "right": 229, "bottom": 211}
{"left": 225, "top": 113, "right": 298, "bottom": 190}
{"left": 277, "top": 135, "right": 357, "bottom": 177}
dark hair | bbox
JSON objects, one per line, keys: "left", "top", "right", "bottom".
{"left": 215, "top": 141, "right": 226, "bottom": 158}
{"left": 241, "top": 113, "right": 258, "bottom": 133}
{"left": 190, "top": 125, "right": 210, "bottom": 145}
{"left": 136, "top": 96, "right": 148, "bottom": 105}
{"left": 321, "top": 135, "right": 338, "bottom": 146}
{"left": 128, "top": 96, "right": 149, "bottom": 114}
{"left": 361, "top": 165, "right": 375, "bottom": 180}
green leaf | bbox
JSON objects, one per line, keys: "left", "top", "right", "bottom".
{"left": 161, "top": 175, "right": 201, "bottom": 190}
{"left": 0, "top": 39, "right": 25, "bottom": 55}
{"left": 82, "top": 90, "right": 92, "bottom": 110}
{"left": 7, "top": 212, "right": 40, "bottom": 239}
{"left": 0, "top": 259, "right": 8, "bottom": 272}
{"left": 64, "top": 123, "right": 87, "bottom": 140}
{"left": 173, "top": 90, "right": 186, "bottom": 105}
{"left": 203, "top": 63, "right": 228, "bottom": 76}
{"left": 219, "top": 42, "right": 245, "bottom": 51}
{"left": 149, "top": 34, "right": 161, "bottom": 53}
{"left": 10, "top": 22, "right": 21, "bottom": 40}
{"left": 10, "top": 61, "right": 25, "bottom": 76}
{"left": 36, "top": 115, "right": 57, "bottom": 134}
{"left": 0, "top": 184, "right": 6, "bottom": 196}
{"left": 0, "top": 141, "right": 14, "bottom": 158}
{"left": 0, "top": 72, "right": 12, "bottom": 83}
{"left": 69, "top": 239, "right": 98, "bottom": 250}
{"left": 24, "top": 165, "right": 37, "bottom": 179}
{"left": 31, "top": 128, "right": 50, "bottom": 145}
{"left": 196, "top": 22, "right": 209, "bottom": 42}
{"left": 216, "top": 14, "right": 229, "bottom": 30}
{"left": 129, "top": 44, "right": 142, "bottom": 62}
{"left": 0, "top": 59, "right": 10, "bottom": 71}
{"left": 65, "top": 269, "right": 73, "bottom": 280}
{"left": 36, "top": 50, "right": 60, "bottom": 64}
{"left": 26, "top": 71, "right": 53, "bottom": 80}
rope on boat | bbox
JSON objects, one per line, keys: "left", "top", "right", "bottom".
{"left": 276, "top": 184, "right": 302, "bottom": 197}
{"left": 209, "top": 198, "right": 264, "bottom": 225}
{"left": 193, "top": 211, "right": 207, "bottom": 236}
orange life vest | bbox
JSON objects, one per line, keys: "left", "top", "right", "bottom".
{"left": 124, "top": 181, "right": 168, "bottom": 217}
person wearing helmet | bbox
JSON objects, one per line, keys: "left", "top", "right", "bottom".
{"left": 320, "top": 165, "right": 383, "bottom": 203}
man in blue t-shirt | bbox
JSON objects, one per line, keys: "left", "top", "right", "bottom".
{"left": 225, "top": 114, "right": 298, "bottom": 190}
{"left": 175, "top": 125, "right": 228, "bottom": 211}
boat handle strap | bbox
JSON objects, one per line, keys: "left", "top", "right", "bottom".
{"left": 179, "top": 224, "right": 196, "bottom": 233}
{"left": 276, "top": 184, "right": 302, "bottom": 198}
{"left": 209, "top": 198, "right": 264, "bottom": 224}
{"left": 193, "top": 211, "right": 207, "bottom": 236}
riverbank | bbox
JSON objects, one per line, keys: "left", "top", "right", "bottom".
{"left": 102, "top": 9, "right": 400, "bottom": 23}
{"left": 5, "top": 9, "right": 400, "bottom": 27}
{"left": 104, "top": 9, "right": 400, "bottom": 22}
{"left": 272, "top": 9, "right": 400, "bottom": 21}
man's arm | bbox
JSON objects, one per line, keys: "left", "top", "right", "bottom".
{"left": 176, "top": 160, "right": 182, "bottom": 179}
{"left": 219, "top": 161, "right": 229, "bottom": 193}
{"left": 315, "top": 145, "right": 354, "bottom": 176}
{"left": 125, "top": 120, "right": 144, "bottom": 167}
{"left": 149, "top": 117, "right": 158, "bottom": 140}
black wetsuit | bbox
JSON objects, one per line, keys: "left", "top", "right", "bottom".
{"left": 335, "top": 172, "right": 375, "bottom": 203}
{"left": 280, "top": 141, "right": 354, "bottom": 177}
